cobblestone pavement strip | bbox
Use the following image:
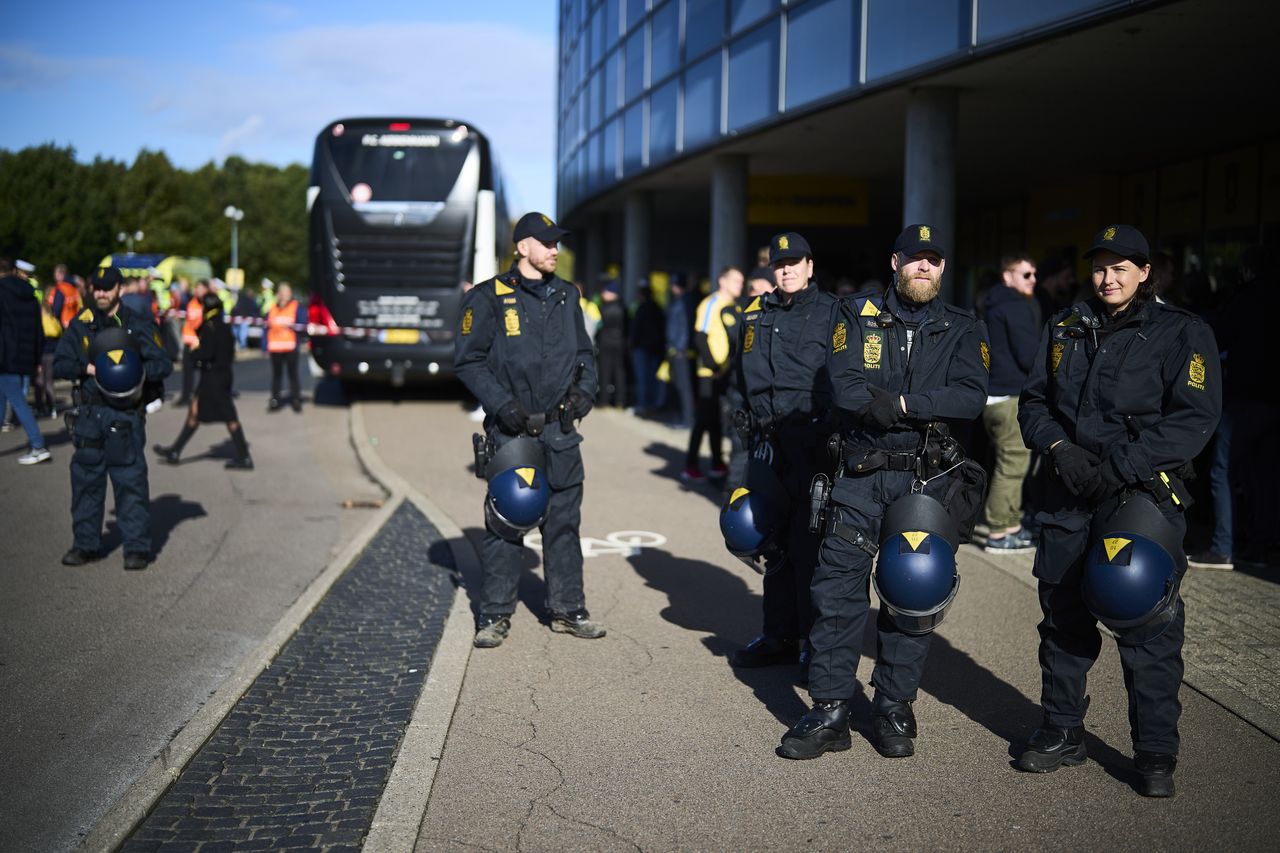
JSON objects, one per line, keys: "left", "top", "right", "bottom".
{"left": 121, "top": 500, "right": 457, "bottom": 852}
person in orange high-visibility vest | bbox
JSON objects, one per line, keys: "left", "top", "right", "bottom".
{"left": 46, "top": 263, "right": 82, "bottom": 329}
{"left": 178, "top": 280, "right": 209, "bottom": 404}
{"left": 266, "top": 282, "right": 305, "bottom": 412}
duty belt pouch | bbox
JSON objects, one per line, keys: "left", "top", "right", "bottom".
{"left": 472, "top": 433, "right": 491, "bottom": 480}
{"left": 71, "top": 408, "right": 106, "bottom": 453}
{"left": 104, "top": 419, "right": 137, "bottom": 467}
{"left": 937, "top": 459, "right": 988, "bottom": 544}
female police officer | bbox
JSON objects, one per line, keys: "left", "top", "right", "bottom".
{"left": 1016, "top": 224, "right": 1221, "bottom": 797}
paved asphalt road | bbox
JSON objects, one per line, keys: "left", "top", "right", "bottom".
{"left": 0, "top": 357, "right": 381, "bottom": 852}
{"left": 355, "top": 399, "right": 1280, "bottom": 852}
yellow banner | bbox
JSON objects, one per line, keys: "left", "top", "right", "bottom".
{"left": 747, "top": 175, "right": 869, "bottom": 226}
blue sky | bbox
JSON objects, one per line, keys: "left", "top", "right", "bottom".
{"left": 0, "top": 0, "right": 559, "bottom": 215}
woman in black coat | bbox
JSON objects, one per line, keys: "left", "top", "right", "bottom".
{"left": 154, "top": 292, "right": 253, "bottom": 469}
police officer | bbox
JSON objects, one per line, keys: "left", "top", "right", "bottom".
{"left": 779, "top": 224, "right": 988, "bottom": 760}
{"left": 1016, "top": 224, "right": 1221, "bottom": 797}
{"left": 54, "top": 267, "right": 173, "bottom": 570}
{"left": 730, "top": 232, "right": 836, "bottom": 671}
{"left": 454, "top": 212, "right": 603, "bottom": 648}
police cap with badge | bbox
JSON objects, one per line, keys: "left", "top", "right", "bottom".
{"left": 894, "top": 224, "right": 945, "bottom": 259}
{"left": 768, "top": 232, "right": 811, "bottom": 265}
{"left": 1083, "top": 224, "right": 1150, "bottom": 264}
{"left": 513, "top": 211, "right": 570, "bottom": 244}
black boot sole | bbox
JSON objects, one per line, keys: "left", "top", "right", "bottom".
{"left": 776, "top": 732, "right": 852, "bottom": 760}
{"left": 1016, "top": 744, "right": 1088, "bottom": 773}
{"left": 1138, "top": 775, "right": 1175, "bottom": 797}
{"left": 873, "top": 737, "right": 915, "bottom": 758}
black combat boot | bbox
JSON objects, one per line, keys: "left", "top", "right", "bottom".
{"left": 731, "top": 636, "right": 798, "bottom": 668}
{"left": 777, "top": 700, "right": 851, "bottom": 760}
{"left": 1134, "top": 751, "right": 1176, "bottom": 798}
{"left": 871, "top": 693, "right": 917, "bottom": 758}
{"left": 154, "top": 422, "right": 197, "bottom": 465}
{"left": 61, "top": 548, "right": 102, "bottom": 566}
{"left": 226, "top": 427, "right": 253, "bottom": 470}
{"left": 1016, "top": 723, "right": 1087, "bottom": 772}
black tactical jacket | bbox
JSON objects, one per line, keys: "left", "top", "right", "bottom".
{"left": 735, "top": 283, "right": 837, "bottom": 429}
{"left": 53, "top": 304, "right": 172, "bottom": 406}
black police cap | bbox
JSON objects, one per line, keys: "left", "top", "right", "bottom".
{"left": 894, "top": 224, "right": 945, "bottom": 259}
{"left": 768, "top": 232, "right": 811, "bottom": 264}
{"left": 91, "top": 266, "right": 123, "bottom": 289}
{"left": 513, "top": 211, "right": 569, "bottom": 244}
{"left": 1084, "top": 224, "right": 1150, "bottom": 263}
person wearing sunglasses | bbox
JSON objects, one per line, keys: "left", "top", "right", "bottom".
{"left": 979, "top": 254, "right": 1041, "bottom": 552}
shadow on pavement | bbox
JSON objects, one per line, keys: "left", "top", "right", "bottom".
{"left": 101, "top": 493, "right": 207, "bottom": 557}
{"left": 453, "top": 526, "right": 550, "bottom": 626}
{"left": 641, "top": 442, "right": 726, "bottom": 507}
{"left": 0, "top": 428, "right": 72, "bottom": 456}
{"left": 627, "top": 547, "right": 809, "bottom": 725}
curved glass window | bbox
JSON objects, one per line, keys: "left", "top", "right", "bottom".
{"left": 606, "top": 0, "right": 622, "bottom": 49}
{"left": 627, "top": 0, "right": 648, "bottom": 29}
{"left": 602, "top": 117, "right": 619, "bottom": 183}
{"left": 649, "top": 78, "right": 678, "bottom": 165}
{"left": 592, "top": 6, "right": 606, "bottom": 63}
{"left": 682, "top": 52, "right": 721, "bottom": 149}
{"left": 727, "top": 21, "right": 778, "bottom": 131}
{"left": 865, "top": 0, "right": 968, "bottom": 82}
{"left": 686, "top": 0, "right": 726, "bottom": 60}
{"left": 651, "top": 1, "right": 679, "bottom": 85}
{"left": 625, "top": 28, "right": 646, "bottom": 101}
{"left": 786, "top": 0, "right": 857, "bottom": 110}
{"left": 977, "top": 0, "right": 1113, "bottom": 43}
{"left": 605, "top": 49, "right": 621, "bottom": 116}
{"left": 730, "top": 0, "right": 776, "bottom": 33}
{"left": 623, "top": 101, "right": 646, "bottom": 174}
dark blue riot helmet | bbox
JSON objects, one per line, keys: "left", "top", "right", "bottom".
{"left": 88, "top": 325, "right": 145, "bottom": 409}
{"left": 484, "top": 436, "right": 550, "bottom": 542}
{"left": 1084, "top": 494, "right": 1184, "bottom": 645}
{"left": 873, "top": 493, "right": 961, "bottom": 635}
{"left": 720, "top": 458, "right": 789, "bottom": 576}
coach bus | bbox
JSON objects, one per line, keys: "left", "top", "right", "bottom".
{"left": 306, "top": 117, "right": 509, "bottom": 385}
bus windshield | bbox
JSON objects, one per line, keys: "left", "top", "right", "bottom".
{"left": 325, "top": 124, "right": 473, "bottom": 202}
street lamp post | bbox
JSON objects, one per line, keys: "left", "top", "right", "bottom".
{"left": 224, "top": 205, "right": 244, "bottom": 269}
{"left": 116, "top": 229, "right": 144, "bottom": 253}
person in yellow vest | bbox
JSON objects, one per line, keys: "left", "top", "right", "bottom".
{"left": 266, "top": 282, "right": 305, "bottom": 412}
{"left": 681, "top": 266, "right": 743, "bottom": 482}
{"left": 177, "top": 279, "right": 209, "bottom": 405}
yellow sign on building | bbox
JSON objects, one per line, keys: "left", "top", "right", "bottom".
{"left": 747, "top": 175, "right": 869, "bottom": 226}
{"left": 224, "top": 267, "right": 245, "bottom": 287}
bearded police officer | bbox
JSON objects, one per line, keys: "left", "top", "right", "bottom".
{"left": 1016, "top": 224, "right": 1221, "bottom": 797}
{"left": 779, "top": 224, "right": 989, "bottom": 760}
{"left": 54, "top": 266, "right": 172, "bottom": 570}
{"left": 455, "top": 212, "right": 603, "bottom": 648}
{"left": 729, "top": 232, "right": 836, "bottom": 672}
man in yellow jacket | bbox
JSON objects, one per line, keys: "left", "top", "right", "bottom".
{"left": 681, "top": 266, "right": 743, "bottom": 483}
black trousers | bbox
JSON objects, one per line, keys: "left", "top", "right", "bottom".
{"left": 479, "top": 482, "right": 585, "bottom": 617}
{"left": 808, "top": 468, "right": 935, "bottom": 702}
{"left": 271, "top": 350, "right": 301, "bottom": 402}
{"left": 596, "top": 343, "right": 627, "bottom": 407}
{"left": 1034, "top": 497, "right": 1187, "bottom": 755}
{"left": 180, "top": 345, "right": 199, "bottom": 401}
{"left": 685, "top": 377, "right": 724, "bottom": 469}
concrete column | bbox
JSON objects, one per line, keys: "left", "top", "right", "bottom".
{"left": 903, "top": 87, "right": 958, "bottom": 299}
{"left": 581, "top": 214, "right": 607, "bottom": 289}
{"left": 709, "top": 154, "right": 748, "bottom": 285}
{"left": 623, "top": 191, "right": 652, "bottom": 303}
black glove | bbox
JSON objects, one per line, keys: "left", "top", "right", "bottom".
{"left": 859, "top": 385, "right": 904, "bottom": 431}
{"left": 1083, "top": 456, "right": 1125, "bottom": 503}
{"left": 1051, "top": 441, "right": 1102, "bottom": 497}
{"left": 495, "top": 399, "right": 528, "bottom": 435}
{"left": 565, "top": 388, "right": 592, "bottom": 419}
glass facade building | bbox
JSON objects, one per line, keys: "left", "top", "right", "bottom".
{"left": 556, "top": 0, "right": 1127, "bottom": 214}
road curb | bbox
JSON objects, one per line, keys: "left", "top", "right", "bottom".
{"left": 351, "top": 403, "right": 480, "bottom": 853}
{"left": 76, "top": 407, "right": 397, "bottom": 853}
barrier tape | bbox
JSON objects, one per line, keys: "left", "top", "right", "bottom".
{"left": 155, "top": 308, "right": 449, "bottom": 341}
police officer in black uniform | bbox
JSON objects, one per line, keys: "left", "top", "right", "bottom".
{"left": 779, "top": 224, "right": 989, "bottom": 760}
{"left": 1016, "top": 224, "right": 1221, "bottom": 797}
{"left": 730, "top": 232, "right": 836, "bottom": 671}
{"left": 55, "top": 267, "right": 173, "bottom": 570}
{"left": 455, "top": 212, "right": 603, "bottom": 648}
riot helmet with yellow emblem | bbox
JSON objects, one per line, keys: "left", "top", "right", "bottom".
{"left": 484, "top": 436, "right": 551, "bottom": 542}
{"left": 88, "top": 325, "right": 145, "bottom": 409}
{"left": 719, "top": 457, "right": 790, "bottom": 576}
{"left": 1083, "top": 494, "right": 1183, "bottom": 645}
{"left": 873, "top": 493, "right": 961, "bottom": 635}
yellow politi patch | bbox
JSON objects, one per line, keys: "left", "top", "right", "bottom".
{"left": 832, "top": 321, "right": 848, "bottom": 354}
{"left": 503, "top": 307, "right": 521, "bottom": 336}
{"left": 902, "top": 531, "right": 929, "bottom": 551}
{"left": 515, "top": 467, "right": 537, "bottom": 487}
{"left": 461, "top": 307, "right": 474, "bottom": 335}
{"left": 1103, "top": 537, "right": 1132, "bottom": 562}
{"left": 494, "top": 280, "right": 514, "bottom": 296}
{"left": 745, "top": 296, "right": 761, "bottom": 313}
{"left": 742, "top": 324, "right": 755, "bottom": 353}
{"left": 1051, "top": 342, "right": 1065, "bottom": 373}
{"left": 1187, "top": 352, "right": 1206, "bottom": 391}
{"left": 82, "top": 335, "right": 89, "bottom": 351}
{"left": 79, "top": 308, "right": 93, "bottom": 322}
{"left": 979, "top": 340, "right": 990, "bottom": 371}
{"left": 107, "top": 349, "right": 124, "bottom": 364}
{"left": 864, "top": 331, "right": 882, "bottom": 367}
{"left": 731, "top": 487, "right": 750, "bottom": 505}
{"left": 860, "top": 299, "right": 879, "bottom": 317}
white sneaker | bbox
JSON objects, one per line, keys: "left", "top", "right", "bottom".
{"left": 18, "top": 447, "right": 51, "bottom": 465}
{"left": 468, "top": 406, "right": 486, "bottom": 422}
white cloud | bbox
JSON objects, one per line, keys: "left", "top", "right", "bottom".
{"left": 217, "top": 113, "right": 266, "bottom": 160}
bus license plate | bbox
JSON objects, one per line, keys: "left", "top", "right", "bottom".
{"left": 381, "top": 329, "right": 421, "bottom": 344}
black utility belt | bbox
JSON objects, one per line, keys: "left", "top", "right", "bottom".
{"left": 841, "top": 444, "right": 917, "bottom": 473}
